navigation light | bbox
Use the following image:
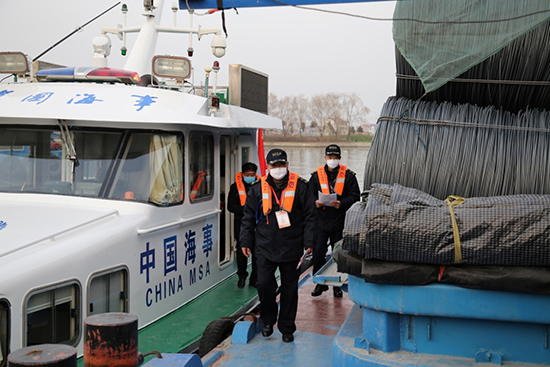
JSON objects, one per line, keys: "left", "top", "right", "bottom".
{"left": 210, "top": 95, "right": 220, "bottom": 109}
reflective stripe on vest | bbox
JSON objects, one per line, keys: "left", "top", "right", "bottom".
{"left": 261, "top": 172, "right": 299, "bottom": 215}
{"left": 317, "top": 165, "right": 346, "bottom": 196}
{"left": 235, "top": 172, "right": 260, "bottom": 206}
{"left": 190, "top": 171, "right": 206, "bottom": 200}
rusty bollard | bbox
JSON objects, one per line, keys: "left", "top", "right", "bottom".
{"left": 8, "top": 344, "right": 77, "bottom": 367}
{"left": 84, "top": 312, "right": 138, "bottom": 367}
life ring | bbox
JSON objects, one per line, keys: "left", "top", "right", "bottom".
{"left": 198, "top": 318, "right": 235, "bottom": 357}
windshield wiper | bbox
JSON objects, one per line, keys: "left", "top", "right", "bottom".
{"left": 58, "top": 120, "right": 79, "bottom": 184}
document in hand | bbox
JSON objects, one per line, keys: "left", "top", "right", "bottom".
{"left": 318, "top": 191, "right": 337, "bottom": 206}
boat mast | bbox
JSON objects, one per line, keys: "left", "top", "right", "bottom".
{"left": 96, "top": 0, "right": 226, "bottom": 80}
{"left": 123, "top": 0, "right": 165, "bottom": 76}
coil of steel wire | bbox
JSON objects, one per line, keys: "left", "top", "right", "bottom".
{"left": 363, "top": 96, "right": 550, "bottom": 199}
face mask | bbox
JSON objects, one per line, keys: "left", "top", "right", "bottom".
{"left": 269, "top": 167, "right": 287, "bottom": 180}
{"left": 327, "top": 159, "right": 340, "bottom": 169}
{"left": 243, "top": 176, "right": 255, "bottom": 184}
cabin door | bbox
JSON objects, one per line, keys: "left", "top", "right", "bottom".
{"left": 219, "top": 135, "right": 233, "bottom": 266}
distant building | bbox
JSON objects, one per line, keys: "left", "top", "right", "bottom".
{"left": 358, "top": 124, "right": 377, "bottom": 135}
{"left": 323, "top": 118, "right": 349, "bottom": 135}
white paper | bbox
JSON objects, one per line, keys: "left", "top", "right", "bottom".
{"left": 318, "top": 191, "right": 337, "bottom": 206}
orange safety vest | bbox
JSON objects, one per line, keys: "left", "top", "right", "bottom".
{"left": 190, "top": 171, "right": 206, "bottom": 200}
{"left": 261, "top": 172, "right": 299, "bottom": 215}
{"left": 317, "top": 164, "right": 346, "bottom": 196}
{"left": 235, "top": 172, "right": 260, "bottom": 206}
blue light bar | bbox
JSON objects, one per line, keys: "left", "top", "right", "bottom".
{"left": 35, "top": 67, "right": 140, "bottom": 84}
{"left": 36, "top": 67, "right": 75, "bottom": 76}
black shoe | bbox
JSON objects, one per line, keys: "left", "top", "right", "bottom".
{"left": 237, "top": 278, "right": 246, "bottom": 289}
{"left": 311, "top": 284, "right": 328, "bottom": 297}
{"left": 333, "top": 287, "right": 343, "bottom": 298}
{"left": 262, "top": 325, "right": 273, "bottom": 337}
{"left": 249, "top": 279, "right": 256, "bottom": 287}
{"left": 282, "top": 333, "right": 294, "bottom": 343}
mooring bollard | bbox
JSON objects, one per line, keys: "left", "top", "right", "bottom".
{"left": 8, "top": 344, "right": 77, "bottom": 367}
{"left": 84, "top": 312, "right": 138, "bottom": 367}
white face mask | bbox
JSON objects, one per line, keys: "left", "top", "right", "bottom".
{"left": 269, "top": 167, "right": 287, "bottom": 180}
{"left": 326, "top": 159, "right": 340, "bottom": 169}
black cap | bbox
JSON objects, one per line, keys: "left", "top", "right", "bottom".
{"left": 266, "top": 148, "right": 287, "bottom": 165}
{"left": 325, "top": 144, "right": 341, "bottom": 156}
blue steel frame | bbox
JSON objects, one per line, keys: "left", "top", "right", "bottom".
{"left": 339, "top": 275, "right": 550, "bottom": 366}
{"left": 179, "top": 0, "right": 392, "bottom": 10}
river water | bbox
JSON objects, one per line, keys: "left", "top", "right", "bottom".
{"left": 264, "top": 145, "right": 370, "bottom": 191}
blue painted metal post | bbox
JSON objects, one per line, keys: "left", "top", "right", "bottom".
{"left": 362, "top": 306, "right": 400, "bottom": 352}
{"left": 231, "top": 320, "right": 257, "bottom": 344}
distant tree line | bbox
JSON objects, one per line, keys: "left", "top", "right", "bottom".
{"left": 268, "top": 92, "right": 371, "bottom": 140}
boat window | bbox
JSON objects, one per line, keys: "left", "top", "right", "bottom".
{"left": 241, "top": 146, "right": 250, "bottom": 165}
{"left": 25, "top": 283, "right": 80, "bottom": 347}
{"left": 0, "top": 300, "right": 9, "bottom": 367}
{"left": 189, "top": 132, "right": 214, "bottom": 202}
{"left": 88, "top": 268, "right": 128, "bottom": 316}
{"left": 109, "top": 132, "right": 184, "bottom": 205}
{"left": 0, "top": 126, "right": 122, "bottom": 197}
{"left": 0, "top": 126, "right": 184, "bottom": 206}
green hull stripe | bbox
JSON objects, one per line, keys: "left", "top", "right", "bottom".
{"left": 138, "top": 272, "right": 258, "bottom": 354}
{"left": 77, "top": 271, "right": 257, "bottom": 366}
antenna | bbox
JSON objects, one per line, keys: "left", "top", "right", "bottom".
{"left": 33, "top": 2, "right": 121, "bottom": 62}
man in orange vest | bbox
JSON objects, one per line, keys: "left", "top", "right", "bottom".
{"left": 240, "top": 148, "right": 317, "bottom": 343}
{"left": 227, "top": 162, "right": 259, "bottom": 289}
{"left": 309, "top": 144, "right": 360, "bottom": 298}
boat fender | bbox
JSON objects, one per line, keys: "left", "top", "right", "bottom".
{"left": 198, "top": 318, "right": 235, "bottom": 357}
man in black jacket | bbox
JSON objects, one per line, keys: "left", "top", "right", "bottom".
{"left": 240, "top": 148, "right": 317, "bottom": 343}
{"left": 309, "top": 144, "right": 360, "bottom": 297}
{"left": 227, "top": 162, "right": 259, "bottom": 288}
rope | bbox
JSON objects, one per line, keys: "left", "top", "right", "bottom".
{"left": 377, "top": 115, "right": 550, "bottom": 133}
{"left": 396, "top": 73, "right": 550, "bottom": 86}
{"left": 398, "top": 108, "right": 428, "bottom": 150}
{"left": 444, "top": 195, "right": 465, "bottom": 264}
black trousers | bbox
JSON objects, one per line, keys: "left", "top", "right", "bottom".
{"left": 312, "top": 229, "right": 343, "bottom": 275}
{"left": 256, "top": 256, "right": 300, "bottom": 334}
{"left": 236, "top": 241, "right": 257, "bottom": 282}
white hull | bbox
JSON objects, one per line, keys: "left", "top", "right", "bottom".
{"left": 0, "top": 1, "right": 280, "bottom": 360}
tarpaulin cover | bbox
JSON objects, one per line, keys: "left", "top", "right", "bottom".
{"left": 334, "top": 249, "right": 550, "bottom": 295}
{"left": 393, "top": 0, "right": 550, "bottom": 95}
{"left": 342, "top": 183, "right": 550, "bottom": 266}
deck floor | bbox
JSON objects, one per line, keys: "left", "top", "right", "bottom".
{"left": 203, "top": 274, "right": 354, "bottom": 367}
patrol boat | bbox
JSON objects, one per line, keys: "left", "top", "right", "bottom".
{"left": 0, "top": 0, "right": 279, "bottom": 362}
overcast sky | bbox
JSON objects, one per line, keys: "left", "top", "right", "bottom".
{"left": 0, "top": 0, "right": 396, "bottom": 122}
